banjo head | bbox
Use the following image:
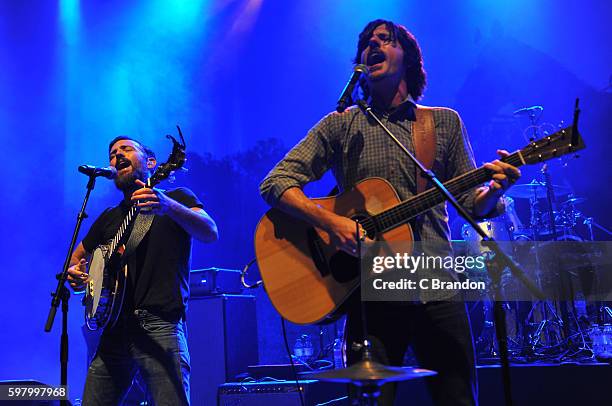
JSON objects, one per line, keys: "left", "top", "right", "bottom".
{"left": 85, "top": 247, "right": 107, "bottom": 328}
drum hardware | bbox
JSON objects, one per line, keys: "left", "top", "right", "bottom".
{"left": 525, "top": 165, "right": 589, "bottom": 349}
{"left": 562, "top": 196, "right": 587, "bottom": 206}
{"left": 523, "top": 301, "right": 565, "bottom": 353}
{"left": 504, "top": 180, "right": 571, "bottom": 200}
{"left": 464, "top": 112, "right": 604, "bottom": 363}
{"left": 462, "top": 109, "right": 609, "bottom": 363}
{"left": 514, "top": 104, "right": 544, "bottom": 145}
{"left": 472, "top": 300, "right": 524, "bottom": 362}
{"left": 588, "top": 324, "right": 612, "bottom": 362}
{"left": 541, "top": 164, "right": 559, "bottom": 239}
{"left": 600, "top": 306, "right": 612, "bottom": 324}
{"left": 583, "top": 217, "right": 612, "bottom": 241}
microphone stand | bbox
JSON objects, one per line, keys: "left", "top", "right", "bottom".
{"left": 356, "top": 99, "right": 545, "bottom": 406}
{"left": 45, "top": 172, "right": 98, "bottom": 405}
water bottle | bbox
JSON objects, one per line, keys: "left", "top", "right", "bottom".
{"left": 590, "top": 324, "right": 612, "bottom": 361}
{"left": 293, "top": 335, "right": 305, "bottom": 362}
{"left": 294, "top": 334, "right": 314, "bottom": 363}
{"left": 301, "top": 334, "right": 314, "bottom": 363}
{"left": 333, "top": 338, "right": 344, "bottom": 369}
{"left": 603, "top": 325, "right": 612, "bottom": 358}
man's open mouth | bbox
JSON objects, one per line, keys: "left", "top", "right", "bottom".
{"left": 367, "top": 52, "right": 386, "bottom": 67}
{"left": 116, "top": 159, "right": 131, "bottom": 170}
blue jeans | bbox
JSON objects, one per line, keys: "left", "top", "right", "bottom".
{"left": 82, "top": 309, "right": 190, "bottom": 405}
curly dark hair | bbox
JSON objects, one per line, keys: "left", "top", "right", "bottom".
{"left": 354, "top": 19, "right": 427, "bottom": 101}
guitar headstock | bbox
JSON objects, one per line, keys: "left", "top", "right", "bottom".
{"left": 148, "top": 126, "right": 187, "bottom": 187}
{"left": 519, "top": 125, "right": 585, "bottom": 165}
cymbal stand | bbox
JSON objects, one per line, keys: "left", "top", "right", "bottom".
{"left": 587, "top": 221, "right": 612, "bottom": 331}
{"left": 520, "top": 175, "right": 565, "bottom": 355}
{"left": 584, "top": 217, "right": 612, "bottom": 241}
{"left": 525, "top": 300, "right": 564, "bottom": 351}
{"left": 599, "top": 306, "right": 612, "bottom": 325}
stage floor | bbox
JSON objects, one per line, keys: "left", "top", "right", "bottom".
{"left": 219, "top": 362, "right": 611, "bottom": 405}
{"left": 397, "top": 362, "right": 611, "bottom": 405}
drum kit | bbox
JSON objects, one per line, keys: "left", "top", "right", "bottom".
{"left": 461, "top": 112, "right": 611, "bottom": 363}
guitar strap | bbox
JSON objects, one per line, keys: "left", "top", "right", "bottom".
{"left": 412, "top": 106, "right": 437, "bottom": 193}
{"left": 122, "top": 212, "right": 154, "bottom": 259}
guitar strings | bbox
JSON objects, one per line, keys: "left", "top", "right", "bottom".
{"left": 377, "top": 153, "right": 523, "bottom": 229}
{"left": 344, "top": 128, "right": 567, "bottom": 237}
{"left": 368, "top": 152, "right": 524, "bottom": 233}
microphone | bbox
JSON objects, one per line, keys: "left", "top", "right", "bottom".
{"left": 336, "top": 64, "right": 369, "bottom": 113}
{"left": 512, "top": 105, "right": 543, "bottom": 116}
{"left": 78, "top": 165, "right": 118, "bottom": 179}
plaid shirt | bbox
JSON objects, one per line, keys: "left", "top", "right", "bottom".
{"left": 260, "top": 100, "right": 503, "bottom": 247}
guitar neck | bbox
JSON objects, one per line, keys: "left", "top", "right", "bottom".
{"left": 372, "top": 151, "right": 525, "bottom": 232}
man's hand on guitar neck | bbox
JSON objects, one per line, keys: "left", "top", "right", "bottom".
{"left": 475, "top": 149, "right": 522, "bottom": 217}
{"left": 277, "top": 187, "right": 372, "bottom": 257}
{"left": 132, "top": 179, "right": 175, "bottom": 215}
{"left": 131, "top": 179, "right": 219, "bottom": 243}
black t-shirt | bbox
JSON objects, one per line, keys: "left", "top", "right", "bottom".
{"left": 82, "top": 187, "right": 203, "bottom": 321}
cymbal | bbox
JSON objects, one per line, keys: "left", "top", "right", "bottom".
{"left": 305, "top": 359, "right": 436, "bottom": 385}
{"left": 506, "top": 180, "right": 570, "bottom": 199}
{"left": 562, "top": 197, "right": 587, "bottom": 206}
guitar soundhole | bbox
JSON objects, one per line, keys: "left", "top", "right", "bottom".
{"left": 328, "top": 213, "right": 372, "bottom": 283}
{"left": 329, "top": 252, "right": 359, "bottom": 283}
{"left": 305, "top": 212, "right": 373, "bottom": 283}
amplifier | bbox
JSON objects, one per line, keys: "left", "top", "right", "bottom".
{"left": 190, "top": 267, "right": 244, "bottom": 296}
{"left": 218, "top": 380, "right": 347, "bottom": 406}
{"left": 247, "top": 364, "right": 311, "bottom": 381}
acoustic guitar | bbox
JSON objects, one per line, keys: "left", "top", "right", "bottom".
{"left": 254, "top": 126, "right": 585, "bottom": 325}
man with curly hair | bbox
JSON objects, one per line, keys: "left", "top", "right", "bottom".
{"left": 260, "top": 19, "right": 521, "bottom": 405}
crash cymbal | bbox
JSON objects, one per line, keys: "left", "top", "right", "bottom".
{"left": 506, "top": 179, "right": 570, "bottom": 199}
{"left": 562, "top": 197, "right": 587, "bottom": 206}
{"left": 305, "top": 359, "right": 436, "bottom": 385}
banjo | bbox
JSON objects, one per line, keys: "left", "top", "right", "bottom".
{"left": 84, "top": 129, "right": 187, "bottom": 331}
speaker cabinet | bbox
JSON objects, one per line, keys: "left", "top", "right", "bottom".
{"left": 187, "top": 294, "right": 258, "bottom": 406}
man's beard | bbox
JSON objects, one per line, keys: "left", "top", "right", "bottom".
{"left": 113, "top": 167, "right": 147, "bottom": 192}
